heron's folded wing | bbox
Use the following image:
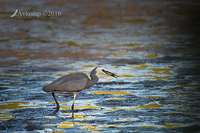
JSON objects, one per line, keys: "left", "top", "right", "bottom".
{"left": 43, "top": 73, "right": 89, "bottom": 92}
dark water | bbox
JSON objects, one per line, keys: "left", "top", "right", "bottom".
{"left": 0, "top": 0, "right": 200, "bottom": 132}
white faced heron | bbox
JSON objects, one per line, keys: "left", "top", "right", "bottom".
{"left": 43, "top": 67, "right": 118, "bottom": 117}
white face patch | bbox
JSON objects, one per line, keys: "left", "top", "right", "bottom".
{"left": 94, "top": 67, "right": 118, "bottom": 78}
{"left": 95, "top": 67, "right": 106, "bottom": 75}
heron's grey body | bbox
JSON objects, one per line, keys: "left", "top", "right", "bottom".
{"left": 43, "top": 67, "right": 117, "bottom": 117}
{"left": 43, "top": 73, "right": 91, "bottom": 92}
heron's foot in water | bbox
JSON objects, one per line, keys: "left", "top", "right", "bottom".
{"left": 52, "top": 107, "right": 59, "bottom": 115}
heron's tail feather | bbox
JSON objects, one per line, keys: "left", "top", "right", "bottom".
{"left": 43, "top": 86, "right": 49, "bottom": 92}
{"left": 43, "top": 84, "right": 55, "bottom": 92}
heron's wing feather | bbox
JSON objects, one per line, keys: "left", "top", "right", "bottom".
{"left": 43, "top": 73, "right": 89, "bottom": 92}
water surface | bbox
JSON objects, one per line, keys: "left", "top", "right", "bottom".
{"left": 0, "top": 0, "right": 200, "bottom": 132}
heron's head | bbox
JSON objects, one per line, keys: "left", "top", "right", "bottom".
{"left": 95, "top": 67, "right": 118, "bottom": 78}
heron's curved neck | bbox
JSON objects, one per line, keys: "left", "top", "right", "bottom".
{"left": 85, "top": 72, "right": 99, "bottom": 89}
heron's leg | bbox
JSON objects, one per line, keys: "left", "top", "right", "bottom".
{"left": 71, "top": 92, "right": 78, "bottom": 118}
{"left": 52, "top": 93, "right": 59, "bottom": 114}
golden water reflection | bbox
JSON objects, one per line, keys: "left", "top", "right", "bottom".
{"left": 42, "top": 109, "right": 189, "bottom": 132}
{"left": 114, "top": 117, "right": 135, "bottom": 122}
{"left": 0, "top": 101, "right": 44, "bottom": 121}
{"left": 0, "top": 101, "right": 42, "bottom": 110}
{"left": 144, "top": 96, "right": 161, "bottom": 98}
{"left": 138, "top": 123, "right": 190, "bottom": 129}
{"left": 43, "top": 118, "right": 121, "bottom": 131}
{"left": 172, "top": 84, "right": 200, "bottom": 88}
{"left": 142, "top": 54, "right": 159, "bottom": 59}
{"left": 60, "top": 104, "right": 102, "bottom": 111}
{"left": 42, "top": 119, "right": 191, "bottom": 132}
{"left": 138, "top": 75, "right": 172, "bottom": 81}
{"left": 103, "top": 102, "right": 163, "bottom": 111}
{"left": 0, "top": 112, "right": 15, "bottom": 121}
{"left": 119, "top": 64, "right": 175, "bottom": 81}
{"left": 42, "top": 101, "right": 194, "bottom": 132}
{"left": 151, "top": 68, "right": 173, "bottom": 75}
{"left": 109, "top": 98, "right": 124, "bottom": 100}
{"left": 133, "top": 64, "right": 150, "bottom": 69}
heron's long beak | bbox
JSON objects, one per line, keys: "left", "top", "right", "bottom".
{"left": 102, "top": 69, "right": 118, "bottom": 78}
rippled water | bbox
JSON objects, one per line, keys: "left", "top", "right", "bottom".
{"left": 1, "top": 0, "right": 200, "bottom": 132}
